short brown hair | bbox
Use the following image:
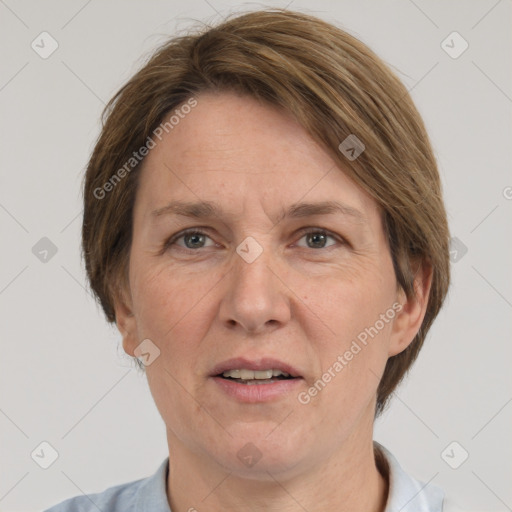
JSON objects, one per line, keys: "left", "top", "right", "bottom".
{"left": 82, "top": 9, "right": 450, "bottom": 415}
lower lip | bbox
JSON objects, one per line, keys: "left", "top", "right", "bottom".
{"left": 212, "top": 376, "right": 303, "bottom": 403}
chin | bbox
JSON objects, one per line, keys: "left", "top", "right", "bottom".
{"left": 207, "top": 428, "right": 310, "bottom": 480}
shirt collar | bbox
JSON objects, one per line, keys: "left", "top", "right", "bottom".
{"left": 376, "top": 442, "right": 444, "bottom": 512}
{"left": 135, "top": 457, "right": 171, "bottom": 512}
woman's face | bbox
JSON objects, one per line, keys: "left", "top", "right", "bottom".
{"left": 117, "top": 91, "right": 428, "bottom": 478}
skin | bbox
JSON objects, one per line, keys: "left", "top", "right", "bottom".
{"left": 115, "top": 91, "right": 432, "bottom": 512}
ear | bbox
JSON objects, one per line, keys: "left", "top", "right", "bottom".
{"left": 388, "top": 260, "right": 433, "bottom": 357}
{"left": 113, "top": 286, "right": 139, "bottom": 358}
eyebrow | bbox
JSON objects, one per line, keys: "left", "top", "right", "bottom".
{"left": 151, "top": 200, "right": 367, "bottom": 224}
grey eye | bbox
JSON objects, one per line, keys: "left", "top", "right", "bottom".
{"left": 183, "top": 233, "right": 207, "bottom": 249}
{"left": 171, "top": 230, "right": 216, "bottom": 250}
{"left": 296, "top": 231, "right": 337, "bottom": 249}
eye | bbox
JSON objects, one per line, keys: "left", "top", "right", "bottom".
{"left": 166, "top": 229, "right": 217, "bottom": 250}
{"left": 164, "top": 227, "right": 343, "bottom": 253}
{"left": 295, "top": 229, "right": 340, "bottom": 249}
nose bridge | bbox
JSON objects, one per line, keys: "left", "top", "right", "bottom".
{"left": 219, "top": 235, "right": 291, "bottom": 333}
{"left": 234, "top": 238, "right": 272, "bottom": 296}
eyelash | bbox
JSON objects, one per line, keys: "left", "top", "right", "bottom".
{"left": 164, "top": 227, "right": 346, "bottom": 253}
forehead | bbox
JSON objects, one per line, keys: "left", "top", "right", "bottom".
{"left": 135, "top": 91, "right": 380, "bottom": 223}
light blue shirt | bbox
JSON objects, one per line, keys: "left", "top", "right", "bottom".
{"left": 44, "top": 443, "right": 447, "bottom": 511}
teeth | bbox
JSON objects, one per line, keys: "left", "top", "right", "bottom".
{"left": 272, "top": 369, "right": 289, "bottom": 377}
{"left": 222, "top": 369, "right": 291, "bottom": 380}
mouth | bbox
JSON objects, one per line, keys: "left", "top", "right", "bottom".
{"left": 210, "top": 357, "right": 303, "bottom": 402}
{"left": 217, "top": 368, "right": 296, "bottom": 385}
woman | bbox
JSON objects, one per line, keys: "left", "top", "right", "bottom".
{"left": 46, "top": 8, "right": 455, "bottom": 512}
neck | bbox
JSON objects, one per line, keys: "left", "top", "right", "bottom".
{"left": 165, "top": 429, "right": 389, "bottom": 512}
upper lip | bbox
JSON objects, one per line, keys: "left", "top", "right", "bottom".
{"left": 211, "top": 357, "right": 302, "bottom": 378}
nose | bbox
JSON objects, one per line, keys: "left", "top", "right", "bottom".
{"left": 218, "top": 245, "right": 292, "bottom": 334}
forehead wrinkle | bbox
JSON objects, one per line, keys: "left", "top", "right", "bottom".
{"left": 150, "top": 199, "right": 368, "bottom": 227}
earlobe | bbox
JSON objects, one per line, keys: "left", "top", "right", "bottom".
{"left": 388, "top": 261, "right": 433, "bottom": 357}
{"left": 113, "top": 289, "right": 139, "bottom": 357}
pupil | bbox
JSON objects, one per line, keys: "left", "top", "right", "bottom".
{"left": 308, "top": 233, "right": 326, "bottom": 248}
{"left": 185, "top": 233, "right": 204, "bottom": 248}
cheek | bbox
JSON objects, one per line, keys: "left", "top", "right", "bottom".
{"left": 297, "top": 259, "right": 397, "bottom": 404}
{"left": 131, "top": 263, "right": 221, "bottom": 434}
{"left": 299, "top": 257, "right": 397, "bottom": 344}
{"left": 130, "top": 258, "right": 222, "bottom": 340}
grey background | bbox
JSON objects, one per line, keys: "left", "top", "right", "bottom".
{"left": 1, "top": 1, "right": 511, "bottom": 510}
